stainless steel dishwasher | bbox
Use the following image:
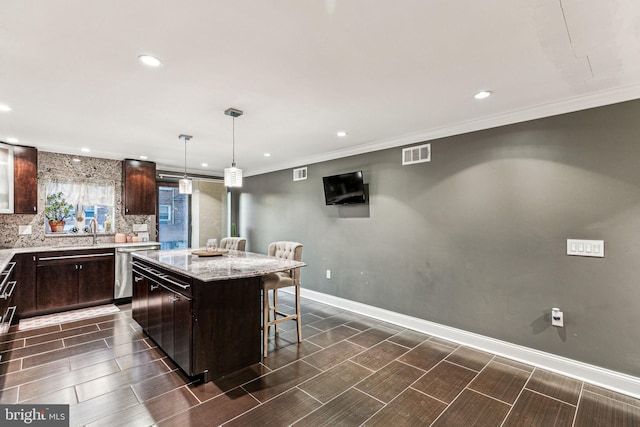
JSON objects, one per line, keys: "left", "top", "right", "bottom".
{"left": 115, "top": 243, "right": 161, "bottom": 299}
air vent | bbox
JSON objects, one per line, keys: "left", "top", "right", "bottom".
{"left": 402, "top": 143, "right": 431, "bottom": 165}
{"left": 293, "top": 167, "right": 307, "bottom": 181}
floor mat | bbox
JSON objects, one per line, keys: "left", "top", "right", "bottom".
{"left": 17, "top": 304, "right": 120, "bottom": 331}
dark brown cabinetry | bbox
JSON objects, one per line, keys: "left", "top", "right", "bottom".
{"left": 132, "top": 270, "right": 149, "bottom": 330}
{"left": 123, "top": 159, "right": 156, "bottom": 215}
{"left": 132, "top": 260, "right": 193, "bottom": 374}
{"left": 11, "top": 253, "right": 37, "bottom": 319}
{"left": 13, "top": 145, "right": 38, "bottom": 214}
{"left": 36, "top": 249, "right": 115, "bottom": 313}
{"left": 131, "top": 257, "right": 261, "bottom": 380}
{"left": 0, "top": 261, "right": 17, "bottom": 333}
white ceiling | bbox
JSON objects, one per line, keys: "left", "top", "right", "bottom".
{"left": 1, "top": 0, "right": 640, "bottom": 177}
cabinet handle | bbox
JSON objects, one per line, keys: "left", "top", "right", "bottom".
{"left": 75, "top": 265, "right": 79, "bottom": 270}
{"left": 134, "top": 276, "right": 143, "bottom": 282}
{"left": 169, "top": 296, "right": 180, "bottom": 303}
{"left": 150, "top": 284, "right": 159, "bottom": 291}
{"left": 79, "top": 264, "right": 83, "bottom": 270}
{"left": 33, "top": 206, "right": 36, "bottom": 212}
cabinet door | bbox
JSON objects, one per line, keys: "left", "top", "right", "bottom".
{"left": 12, "top": 253, "right": 37, "bottom": 318}
{"left": 132, "top": 272, "right": 148, "bottom": 330}
{"left": 172, "top": 291, "right": 192, "bottom": 374}
{"left": 160, "top": 286, "right": 175, "bottom": 359}
{"left": 36, "top": 263, "right": 78, "bottom": 310}
{"left": 13, "top": 145, "right": 38, "bottom": 214}
{"left": 146, "top": 279, "right": 163, "bottom": 345}
{"left": 123, "top": 159, "right": 156, "bottom": 215}
{"left": 78, "top": 257, "right": 115, "bottom": 305}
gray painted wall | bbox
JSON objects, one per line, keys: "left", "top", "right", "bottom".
{"left": 239, "top": 99, "right": 640, "bottom": 377}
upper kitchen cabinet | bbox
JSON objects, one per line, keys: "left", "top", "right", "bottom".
{"left": 0, "top": 142, "right": 14, "bottom": 213}
{"left": 123, "top": 159, "right": 156, "bottom": 215}
{"left": 13, "top": 145, "right": 38, "bottom": 214}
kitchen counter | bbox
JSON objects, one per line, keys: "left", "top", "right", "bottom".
{"left": 131, "top": 248, "right": 306, "bottom": 282}
{"left": 0, "top": 242, "right": 162, "bottom": 271}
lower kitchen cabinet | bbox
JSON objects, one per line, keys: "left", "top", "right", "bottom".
{"left": 131, "top": 257, "right": 260, "bottom": 380}
{"left": 133, "top": 261, "right": 193, "bottom": 374}
{"left": 36, "top": 249, "right": 115, "bottom": 313}
{"left": 11, "top": 253, "right": 37, "bottom": 319}
{"left": 36, "top": 263, "right": 78, "bottom": 311}
{"left": 132, "top": 270, "right": 149, "bottom": 330}
{"left": 78, "top": 256, "right": 114, "bottom": 305}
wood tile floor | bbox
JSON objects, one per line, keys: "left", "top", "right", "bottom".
{"left": 1, "top": 293, "right": 640, "bottom": 426}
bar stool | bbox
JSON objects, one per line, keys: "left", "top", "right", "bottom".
{"left": 261, "top": 241, "right": 303, "bottom": 357}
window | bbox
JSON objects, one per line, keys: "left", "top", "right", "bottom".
{"left": 44, "top": 178, "right": 116, "bottom": 235}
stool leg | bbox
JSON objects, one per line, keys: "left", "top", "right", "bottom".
{"left": 273, "top": 288, "right": 279, "bottom": 335}
{"left": 296, "top": 285, "right": 302, "bottom": 343}
{"left": 263, "top": 287, "right": 269, "bottom": 357}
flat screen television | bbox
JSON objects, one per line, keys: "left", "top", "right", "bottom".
{"left": 322, "top": 171, "right": 366, "bottom": 205}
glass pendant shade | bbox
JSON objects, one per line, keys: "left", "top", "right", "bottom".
{"left": 179, "top": 177, "right": 192, "bottom": 194}
{"left": 224, "top": 164, "right": 243, "bottom": 187}
{"left": 178, "top": 134, "right": 193, "bottom": 194}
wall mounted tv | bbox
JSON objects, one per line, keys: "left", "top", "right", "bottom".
{"left": 322, "top": 171, "right": 367, "bottom": 205}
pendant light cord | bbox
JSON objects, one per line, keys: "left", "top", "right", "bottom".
{"left": 232, "top": 116, "right": 236, "bottom": 166}
{"left": 184, "top": 137, "right": 188, "bottom": 177}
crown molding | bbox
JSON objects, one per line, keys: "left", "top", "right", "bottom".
{"left": 246, "top": 83, "right": 640, "bottom": 177}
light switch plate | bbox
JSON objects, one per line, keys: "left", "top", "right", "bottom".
{"left": 567, "top": 239, "right": 604, "bottom": 257}
{"left": 133, "top": 224, "right": 148, "bottom": 232}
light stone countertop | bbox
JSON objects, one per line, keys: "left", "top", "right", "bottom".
{"left": 132, "top": 248, "right": 306, "bottom": 282}
{"left": 0, "top": 242, "right": 161, "bottom": 272}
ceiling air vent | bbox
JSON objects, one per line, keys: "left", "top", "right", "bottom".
{"left": 293, "top": 167, "right": 307, "bottom": 181}
{"left": 402, "top": 143, "right": 431, "bottom": 165}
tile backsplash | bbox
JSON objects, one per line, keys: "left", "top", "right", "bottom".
{"left": 0, "top": 151, "right": 156, "bottom": 248}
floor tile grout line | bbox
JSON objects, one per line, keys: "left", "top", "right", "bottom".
{"left": 498, "top": 363, "right": 535, "bottom": 427}
{"left": 428, "top": 354, "right": 497, "bottom": 427}
{"left": 441, "top": 357, "right": 486, "bottom": 374}
{"left": 409, "top": 384, "right": 451, "bottom": 406}
{"left": 491, "top": 357, "right": 536, "bottom": 375}
{"left": 571, "top": 381, "right": 585, "bottom": 427}
{"left": 524, "top": 386, "right": 579, "bottom": 407}
{"left": 582, "top": 386, "right": 640, "bottom": 410}
{"left": 73, "top": 360, "right": 177, "bottom": 404}
{"left": 0, "top": 360, "right": 73, "bottom": 393}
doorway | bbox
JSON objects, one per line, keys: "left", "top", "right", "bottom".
{"left": 157, "top": 183, "right": 190, "bottom": 250}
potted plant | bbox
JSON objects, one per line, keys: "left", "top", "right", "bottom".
{"left": 44, "top": 192, "right": 73, "bottom": 232}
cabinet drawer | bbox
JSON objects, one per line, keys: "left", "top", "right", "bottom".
{"left": 0, "top": 306, "right": 16, "bottom": 334}
{"left": 37, "top": 251, "right": 115, "bottom": 266}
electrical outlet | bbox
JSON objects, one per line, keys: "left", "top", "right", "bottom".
{"left": 551, "top": 308, "right": 564, "bottom": 327}
{"left": 326, "top": 270, "right": 331, "bottom": 279}
{"left": 133, "top": 224, "right": 148, "bottom": 232}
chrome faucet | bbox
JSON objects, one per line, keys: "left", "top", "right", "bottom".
{"left": 89, "top": 219, "right": 98, "bottom": 245}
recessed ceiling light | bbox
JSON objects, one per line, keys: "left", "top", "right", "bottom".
{"left": 139, "top": 155, "right": 148, "bottom": 160}
{"left": 263, "top": 153, "right": 271, "bottom": 157}
{"left": 6, "top": 137, "right": 19, "bottom": 143}
{"left": 337, "top": 131, "right": 348, "bottom": 137}
{"left": 474, "top": 90, "right": 492, "bottom": 99}
{"left": 201, "top": 162, "right": 208, "bottom": 167}
{"left": 138, "top": 55, "right": 162, "bottom": 67}
{"left": 0, "top": 104, "right": 12, "bottom": 112}
{"left": 81, "top": 147, "right": 90, "bottom": 153}
{"left": 72, "top": 158, "right": 81, "bottom": 163}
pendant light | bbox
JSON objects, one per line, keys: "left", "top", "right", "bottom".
{"left": 224, "top": 108, "right": 243, "bottom": 187}
{"left": 178, "top": 134, "right": 193, "bottom": 194}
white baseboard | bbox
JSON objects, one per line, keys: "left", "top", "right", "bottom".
{"left": 289, "top": 287, "right": 640, "bottom": 399}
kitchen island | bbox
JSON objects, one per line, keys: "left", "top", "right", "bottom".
{"left": 130, "top": 248, "right": 306, "bottom": 380}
